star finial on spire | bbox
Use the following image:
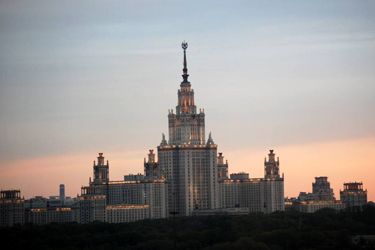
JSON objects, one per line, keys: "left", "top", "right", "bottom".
{"left": 181, "top": 41, "right": 190, "bottom": 84}
{"left": 182, "top": 41, "right": 188, "bottom": 51}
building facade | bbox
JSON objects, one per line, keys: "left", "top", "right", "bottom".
{"left": 106, "top": 205, "right": 150, "bottom": 223}
{"left": 293, "top": 201, "right": 345, "bottom": 213}
{"left": 298, "top": 177, "right": 335, "bottom": 202}
{"left": 156, "top": 42, "right": 219, "bottom": 216}
{"left": 0, "top": 190, "right": 25, "bottom": 226}
{"left": 340, "top": 182, "right": 367, "bottom": 209}
{"left": 78, "top": 189, "right": 106, "bottom": 223}
{"left": 79, "top": 153, "right": 169, "bottom": 223}
{"left": 289, "top": 176, "right": 345, "bottom": 213}
{"left": 26, "top": 207, "right": 77, "bottom": 225}
{"left": 219, "top": 150, "right": 285, "bottom": 214}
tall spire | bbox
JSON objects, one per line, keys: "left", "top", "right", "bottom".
{"left": 181, "top": 41, "right": 190, "bottom": 84}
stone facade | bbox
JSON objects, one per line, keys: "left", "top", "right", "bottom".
{"left": 340, "top": 182, "right": 367, "bottom": 209}
{"left": 298, "top": 176, "right": 336, "bottom": 202}
{"left": 106, "top": 205, "right": 150, "bottom": 223}
{"left": 219, "top": 150, "right": 285, "bottom": 214}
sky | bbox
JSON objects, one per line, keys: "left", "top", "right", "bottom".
{"left": 0, "top": 0, "right": 374, "bottom": 201}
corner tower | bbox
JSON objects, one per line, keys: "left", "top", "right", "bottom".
{"left": 93, "top": 153, "right": 109, "bottom": 184}
{"left": 264, "top": 149, "right": 280, "bottom": 178}
{"left": 263, "top": 150, "right": 284, "bottom": 213}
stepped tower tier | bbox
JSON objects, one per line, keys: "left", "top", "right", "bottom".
{"left": 168, "top": 42, "right": 205, "bottom": 146}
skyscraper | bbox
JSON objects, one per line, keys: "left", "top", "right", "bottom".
{"left": 157, "top": 42, "right": 219, "bottom": 216}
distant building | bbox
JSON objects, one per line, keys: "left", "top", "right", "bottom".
{"left": 284, "top": 197, "right": 298, "bottom": 211}
{"left": 219, "top": 177, "right": 263, "bottom": 213}
{"left": 60, "top": 184, "right": 65, "bottom": 201}
{"left": 79, "top": 153, "right": 168, "bottom": 223}
{"left": 219, "top": 150, "right": 285, "bottom": 214}
{"left": 24, "top": 184, "right": 77, "bottom": 210}
{"left": 299, "top": 176, "right": 335, "bottom": 202}
{"left": 340, "top": 182, "right": 367, "bottom": 209}
{"left": 293, "top": 201, "right": 345, "bottom": 213}
{"left": 312, "top": 177, "right": 335, "bottom": 201}
{"left": 26, "top": 207, "right": 78, "bottom": 225}
{"left": 24, "top": 196, "right": 48, "bottom": 209}
{"left": 292, "top": 177, "right": 345, "bottom": 213}
{"left": 0, "top": 190, "right": 25, "bottom": 226}
{"left": 192, "top": 207, "right": 250, "bottom": 216}
{"left": 106, "top": 205, "right": 150, "bottom": 223}
{"left": 217, "top": 153, "right": 228, "bottom": 180}
{"left": 78, "top": 186, "right": 106, "bottom": 223}
{"left": 263, "top": 150, "right": 285, "bottom": 213}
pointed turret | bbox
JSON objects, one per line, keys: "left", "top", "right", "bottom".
{"left": 160, "top": 133, "right": 167, "bottom": 146}
{"left": 207, "top": 132, "right": 215, "bottom": 145}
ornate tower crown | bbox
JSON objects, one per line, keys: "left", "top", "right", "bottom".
{"left": 182, "top": 41, "right": 188, "bottom": 50}
{"left": 181, "top": 41, "right": 190, "bottom": 85}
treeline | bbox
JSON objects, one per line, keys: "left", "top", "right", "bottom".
{"left": 1, "top": 205, "right": 375, "bottom": 250}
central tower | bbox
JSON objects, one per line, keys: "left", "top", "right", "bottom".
{"left": 168, "top": 41, "right": 205, "bottom": 146}
{"left": 158, "top": 42, "right": 219, "bottom": 216}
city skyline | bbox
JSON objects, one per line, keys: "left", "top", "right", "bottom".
{"left": 0, "top": 1, "right": 374, "bottom": 201}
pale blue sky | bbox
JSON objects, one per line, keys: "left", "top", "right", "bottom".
{"left": 1, "top": 0, "right": 374, "bottom": 163}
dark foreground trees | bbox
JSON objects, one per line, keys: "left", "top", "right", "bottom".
{"left": 1, "top": 205, "right": 374, "bottom": 250}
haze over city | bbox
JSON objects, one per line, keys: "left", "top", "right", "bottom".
{"left": 0, "top": 0, "right": 374, "bottom": 202}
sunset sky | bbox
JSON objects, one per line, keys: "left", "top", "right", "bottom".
{"left": 1, "top": 1, "right": 374, "bottom": 201}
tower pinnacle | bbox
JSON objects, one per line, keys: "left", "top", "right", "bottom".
{"left": 181, "top": 41, "right": 190, "bottom": 84}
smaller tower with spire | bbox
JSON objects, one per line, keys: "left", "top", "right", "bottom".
{"left": 93, "top": 153, "right": 109, "bottom": 184}
{"left": 144, "top": 149, "right": 161, "bottom": 180}
{"left": 217, "top": 152, "right": 229, "bottom": 179}
{"left": 264, "top": 150, "right": 280, "bottom": 178}
{"left": 160, "top": 133, "right": 167, "bottom": 146}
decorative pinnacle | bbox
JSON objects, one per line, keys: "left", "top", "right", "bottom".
{"left": 182, "top": 41, "right": 188, "bottom": 51}
{"left": 181, "top": 41, "right": 189, "bottom": 84}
